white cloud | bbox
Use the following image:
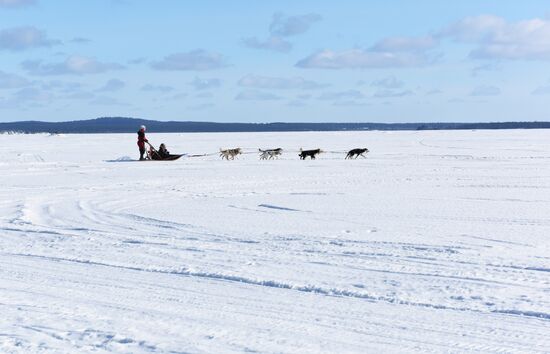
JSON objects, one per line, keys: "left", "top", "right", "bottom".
{"left": 532, "top": 86, "right": 550, "bottom": 95}
{"left": 269, "top": 13, "right": 321, "bottom": 37}
{"left": 243, "top": 12, "right": 320, "bottom": 53}
{"left": 426, "top": 89, "right": 443, "bottom": 95}
{"left": 373, "top": 89, "right": 413, "bottom": 98}
{"left": 170, "top": 93, "right": 187, "bottom": 100}
{"left": 0, "top": 26, "right": 60, "bottom": 51}
{"left": 22, "top": 55, "right": 124, "bottom": 75}
{"left": 298, "top": 14, "right": 550, "bottom": 70}
{"left": 188, "top": 103, "right": 214, "bottom": 110}
{"left": 318, "top": 90, "right": 365, "bottom": 101}
{"left": 297, "top": 48, "right": 432, "bottom": 69}
{"left": 97, "top": 78, "right": 125, "bottom": 92}
{"left": 89, "top": 96, "right": 128, "bottom": 106}
{"left": 128, "top": 57, "right": 146, "bottom": 65}
{"left": 287, "top": 99, "right": 307, "bottom": 107}
{"left": 0, "top": 70, "right": 30, "bottom": 89}
{"left": 0, "top": 0, "right": 35, "bottom": 8}
{"left": 448, "top": 98, "right": 465, "bottom": 103}
{"left": 441, "top": 15, "right": 550, "bottom": 60}
{"left": 297, "top": 34, "right": 438, "bottom": 70}
{"left": 371, "top": 76, "right": 404, "bottom": 89}
{"left": 238, "top": 74, "right": 327, "bottom": 90}
{"left": 13, "top": 81, "right": 94, "bottom": 102}
{"left": 332, "top": 100, "right": 368, "bottom": 107}
{"left": 471, "top": 63, "right": 498, "bottom": 76}
{"left": 151, "top": 50, "right": 225, "bottom": 71}
{"left": 371, "top": 36, "right": 437, "bottom": 52}
{"left": 64, "top": 91, "right": 94, "bottom": 100}
{"left": 70, "top": 37, "right": 92, "bottom": 44}
{"left": 40, "top": 80, "right": 82, "bottom": 92}
{"left": 235, "top": 90, "right": 282, "bottom": 101}
{"left": 190, "top": 77, "right": 221, "bottom": 90}
{"left": 532, "top": 81, "right": 550, "bottom": 95}
{"left": 12, "top": 87, "right": 53, "bottom": 104}
{"left": 470, "top": 85, "right": 501, "bottom": 96}
{"left": 242, "top": 36, "right": 292, "bottom": 53}
{"left": 195, "top": 92, "right": 213, "bottom": 98}
{"left": 440, "top": 15, "right": 507, "bottom": 42}
{"left": 141, "top": 84, "right": 174, "bottom": 93}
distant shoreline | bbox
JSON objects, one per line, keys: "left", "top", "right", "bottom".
{"left": 1, "top": 117, "right": 549, "bottom": 134}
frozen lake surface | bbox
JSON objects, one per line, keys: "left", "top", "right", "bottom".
{"left": 1, "top": 130, "right": 549, "bottom": 353}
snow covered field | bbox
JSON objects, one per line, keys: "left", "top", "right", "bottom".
{"left": 1, "top": 130, "right": 549, "bottom": 353}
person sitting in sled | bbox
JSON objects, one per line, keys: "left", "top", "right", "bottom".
{"left": 137, "top": 125, "right": 148, "bottom": 160}
{"left": 158, "top": 143, "right": 170, "bottom": 158}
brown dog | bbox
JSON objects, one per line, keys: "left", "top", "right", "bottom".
{"left": 345, "top": 148, "right": 369, "bottom": 159}
{"left": 299, "top": 148, "right": 322, "bottom": 160}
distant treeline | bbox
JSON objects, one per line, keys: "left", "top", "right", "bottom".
{"left": 1, "top": 117, "right": 549, "bottom": 134}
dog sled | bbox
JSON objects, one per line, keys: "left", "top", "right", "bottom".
{"left": 145, "top": 143, "right": 184, "bottom": 161}
{"left": 148, "top": 152, "right": 184, "bottom": 161}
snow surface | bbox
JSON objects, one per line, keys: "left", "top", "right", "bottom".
{"left": 1, "top": 130, "right": 549, "bottom": 353}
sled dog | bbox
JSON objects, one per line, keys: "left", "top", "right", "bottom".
{"left": 299, "top": 148, "right": 322, "bottom": 160}
{"left": 219, "top": 148, "right": 242, "bottom": 160}
{"left": 259, "top": 148, "right": 283, "bottom": 160}
{"left": 345, "top": 148, "right": 369, "bottom": 159}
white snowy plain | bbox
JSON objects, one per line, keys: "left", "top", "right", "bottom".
{"left": 0, "top": 130, "right": 549, "bottom": 353}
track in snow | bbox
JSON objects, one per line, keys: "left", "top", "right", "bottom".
{"left": 1, "top": 130, "right": 549, "bottom": 353}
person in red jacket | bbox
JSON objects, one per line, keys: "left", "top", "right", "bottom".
{"left": 137, "top": 125, "right": 148, "bottom": 160}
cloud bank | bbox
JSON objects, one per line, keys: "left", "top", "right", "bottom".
{"left": 470, "top": 85, "right": 501, "bottom": 96}
{"left": 0, "top": 26, "right": 59, "bottom": 51}
{"left": 235, "top": 90, "right": 282, "bottom": 101}
{"left": 0, "top": 0, "right": 35, "bottom": 8}
{"left": 297, "top": 35, "right": 437, "bottom": 69}
{"left": 441, "top": 15, "right": 550, "bottom": 60}
{"left": 22, "top": 55, "right": 124, "bottom": 75}
{"left": 238, "top": 74, "right": 327, "bottom": 90}
{"left": 0, "top": 70, "right": 30, "bottom": 89}
{"left": 244, "top": 12, "right": 321, "bottom": 53}
{"left": 140, "top": 84, "right": 174, "bottom": 93}
{"left": 269, "top": 13, "right": 321, "bottom": 37}
{"left": 151, "top": 50, "right": 225, "bottom": 71}
{"left": 190, "top": 77, "right": 221, "bottom": 90}
{"left": 242, "top": 36, "right": 292, "bottom": 53}
{"left": 97, "top": 78, "right": 125, "bottom": 92}
{"left": 297, "top": 14, "right": 550, "bottom": 71}
{"left": 371, "top": 76, "right": 404, "bottom": 89}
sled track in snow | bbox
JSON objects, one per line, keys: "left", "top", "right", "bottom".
{"left": 4, "top": 251, "right": 550, "bottom": 322}
{"left": 1, "top": 131, "right": 550, "bottom": 352}
{"left": 3, "top": 190, "right": 550, "bottom": 320}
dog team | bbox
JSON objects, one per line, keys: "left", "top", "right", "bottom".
{"left": 138, "top": 125, "right": 368, "bottom": 162}
{"left": 218, "top": 147, "right": 369, "bottom": 160}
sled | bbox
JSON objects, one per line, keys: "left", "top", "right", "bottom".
{"left": 145, "top": 142, "right": 183, "bottom": 161}
{"left": 149, "top": 153, "right": 184, "bottom": 161}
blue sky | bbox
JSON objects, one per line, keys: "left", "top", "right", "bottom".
{"left": 1, "top": 0, "right": 549, "bottom": 123}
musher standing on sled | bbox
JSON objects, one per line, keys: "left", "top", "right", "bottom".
{"left": 137, "top": 125, "right": 148, "bottom": 160}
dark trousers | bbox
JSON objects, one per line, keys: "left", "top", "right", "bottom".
{"left": 139, "top": 147, "right": 146, "bottom": 160}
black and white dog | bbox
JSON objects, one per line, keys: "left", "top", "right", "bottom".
{"left": 259, "top": 148, "right": 283, "bottom": 160}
